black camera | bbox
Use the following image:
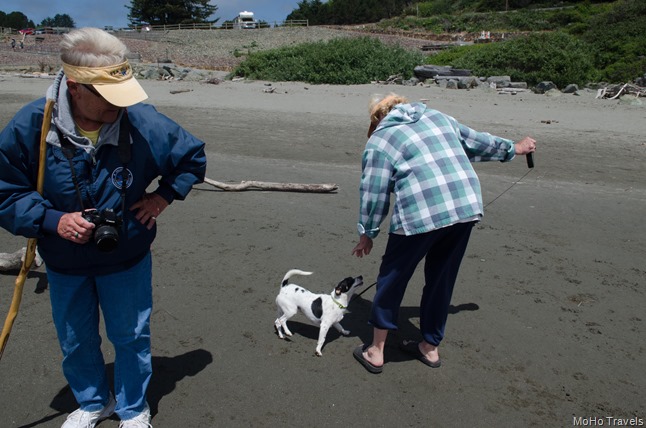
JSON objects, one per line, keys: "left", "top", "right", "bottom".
{"left": 82, "top": 208, "right": 122, "bottom": 253}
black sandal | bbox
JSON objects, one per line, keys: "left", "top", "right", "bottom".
{"left": 399, "top": 340, "right": 441, "bottom": 368}
{"left": 353, "top": 344, "right": 383, "bottom": 374}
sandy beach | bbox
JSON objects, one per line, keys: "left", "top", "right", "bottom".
{"left": 0, "top": 73, "right": 644, "bottom": 427}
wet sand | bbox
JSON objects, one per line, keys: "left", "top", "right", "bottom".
{"left": 1, "top": 73, "right": 644, "bottom": 427}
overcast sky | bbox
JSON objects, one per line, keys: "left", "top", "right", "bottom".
{"left": 5, "top": 1, "right": 303, "bottom": 29}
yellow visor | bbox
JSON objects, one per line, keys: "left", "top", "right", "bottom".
{"left": 62, "top": 60, "right": 148, "bottom": 107}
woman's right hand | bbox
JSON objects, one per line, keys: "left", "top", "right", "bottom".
{"left": 57, "top": 212, "right": 93, "bottom": 243}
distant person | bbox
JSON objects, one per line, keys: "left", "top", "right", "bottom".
{"left": 0, "top": 27, "right": 207, "bottom": 427}
{"left": 11, "top": 38, "right": 16, "bottom": 50}
{"left": 351, "top": 93, "right": 536, "bottom": 374}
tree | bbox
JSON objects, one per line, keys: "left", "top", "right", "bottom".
{"left": 40, "top": 14, "right": 75, "bottom": 28}
{"left": 286, "top": 0, "right": 409, "bottom": 25}
{"left": 127, "top": 0, "right": 218, "bottom": 26}
{"left": 1, "top": 11, "right": 34, "bottom": 29}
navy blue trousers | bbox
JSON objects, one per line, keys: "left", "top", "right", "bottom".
{"left": 370, "top": 221, "right": 475, "bottom": 346}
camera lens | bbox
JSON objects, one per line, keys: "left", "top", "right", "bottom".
{"left": 94, "top": 224, "right": 119, "bottom": 252}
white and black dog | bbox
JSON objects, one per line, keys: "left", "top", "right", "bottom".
{"left": 274, "top": 269, "right": 363, "bottom": 356}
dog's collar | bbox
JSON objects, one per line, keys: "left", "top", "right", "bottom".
{"left": 331, "top": 293, "right": 347, "bottom": 309}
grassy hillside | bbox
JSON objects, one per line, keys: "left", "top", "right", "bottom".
{"left": 234, "top": 0, "right": 645, "bottom": 86}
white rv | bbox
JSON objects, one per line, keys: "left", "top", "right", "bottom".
{"left": 233, "top": 11, "right": 258, "bottom": 29}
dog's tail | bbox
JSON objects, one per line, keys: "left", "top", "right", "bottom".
{"left": 281, "top": 269, "right": 313, "bottom": 287}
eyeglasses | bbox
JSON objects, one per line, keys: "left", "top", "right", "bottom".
{"left": 82, "top": 84, "right": 104, "bottom": 99}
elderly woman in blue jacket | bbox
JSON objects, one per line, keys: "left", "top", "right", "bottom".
{"left": 351, "top": 93, "right": 536, "bottom": 374}
{"left": 0, "top": 28, "right": 206, "bottom": 427}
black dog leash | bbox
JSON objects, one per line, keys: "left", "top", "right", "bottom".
{"left": 351, "top": 153, "right": 535, "bottom": 303}
{"left": 484, "top": 153, "right": 534, "bottom": 210}
{"left": 351, "top": 281, "right": 377, "bottom": 303}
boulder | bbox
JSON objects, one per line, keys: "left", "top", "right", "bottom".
{"left": 486, "top": 76, "right": 511, "bottom": 88}
{"left": 414, "top": 65, "right": 472, "bottom": 80}
{"left": 562, "top": 84, "right": 579, "bottom": 94}
{"left": 534, "top": 81, "right": 558, "bottom": 94}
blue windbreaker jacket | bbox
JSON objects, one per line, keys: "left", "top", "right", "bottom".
{"left": 0, "top": 74, "right": 207, "bottom": 275}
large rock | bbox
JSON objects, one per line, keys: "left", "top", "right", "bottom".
{"left": 562, "top": 84, "right": 579, "bottom": 94}
{"left": 534, "top": 81, "right": 558, "bottom": 94}
{"left": 414, "top": 65, "right": 472, "bottom": 80}
{"left": 486, "top": 75, "right": 511, "bottom": 88}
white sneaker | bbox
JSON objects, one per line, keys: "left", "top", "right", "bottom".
{"left": 62, "top": 394, "right": 116, "bottom": 428}
{"left": 118, "top": 403, "right": 152, "bottom": 428}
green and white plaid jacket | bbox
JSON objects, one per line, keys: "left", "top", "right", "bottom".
{"left": 358, "top": 102, "right": 515, "bottom": 238}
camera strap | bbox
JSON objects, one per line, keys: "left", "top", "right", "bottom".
{"left": 58, "top": 111, "right": 131, "bottom": 231}
{"left": 59, "top": 133, "right": 87, "bottom": 211}
{"left": 117, "top": 112, "right": 131, "bottom": 236}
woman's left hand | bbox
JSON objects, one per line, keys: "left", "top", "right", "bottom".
{"left": 352, "top": 234, "right": 373, "bottom": 258}
{"left": 130, "top": 192, "right": 169, "bottom": 230}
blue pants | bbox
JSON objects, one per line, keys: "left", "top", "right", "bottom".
{"left": 370, "top": 222, "right": 474, "bottom": 346}
{"left": 47, "top": 251, "right": 152, "bottom": 420}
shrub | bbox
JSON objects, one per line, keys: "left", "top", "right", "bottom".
{"left": 430, "top": 31, "right": 597, "bottom": 87}
{"left": 232, "top": 36, "right": 425, "bottom": 84}
{"left": 580, "top": 0, "right": 646, "bottom": 82}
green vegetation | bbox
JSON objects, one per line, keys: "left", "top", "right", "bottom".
{"left": 397, "top": 1, "right": 615, "bottom": 32}
{"left": 232, "top": 37, "right": 424, "bottom": 85}
{"left": 390, "top": 0, "right": 645, "bottom": 85}
{"left": 431, "top": 32, "right": 597, "bottom": 87}
{"left": 234, "top": 0, "right": 644, "bottom": 86}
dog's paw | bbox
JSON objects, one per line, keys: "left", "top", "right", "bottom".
{"left": 341, "top": 329, "right": 350, "bottom": 336}
{"left": 315, "top": 350, "right": 323, "bottom": 357}
{"left": 274, "top": 325, "right": 285, "bottom": 339}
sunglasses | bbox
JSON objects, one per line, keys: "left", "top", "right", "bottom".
{"left": 82, "top": 84, "right": 104, "bottom": 98}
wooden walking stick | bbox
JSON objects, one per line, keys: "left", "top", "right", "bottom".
{"left": 0, "top": 98, "right": 54, "bottom": 361}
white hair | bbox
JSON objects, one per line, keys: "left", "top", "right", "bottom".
{"left": 60, "top": 27, "right": 129, "bottom": 67}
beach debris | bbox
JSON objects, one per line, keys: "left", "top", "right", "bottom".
{"left": 203, "top": 178, "right": 338, "bottom": 193}
{"left": 169, "top": 89, "right": 193, "bottom": 94}
{"left": 0, "top": 247, "right": 43, "bottom": 271}
{"left": 595, "top": 83, "right": 646, "bottom": 100}
{"left": 372, "top": 74, "right": 403, "bottom": 85}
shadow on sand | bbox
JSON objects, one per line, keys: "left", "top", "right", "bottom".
{"left": 18, "top": 348, "right": 213, "bottom": 428}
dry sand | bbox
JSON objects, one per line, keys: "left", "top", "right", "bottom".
{"left": 0, "top": 73, "right": 645, "bottom": 427}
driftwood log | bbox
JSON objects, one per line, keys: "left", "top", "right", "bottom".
{"left": 0, "top": 248, "right": 43, "bottom": 272}
{"left": 203, "top": 178, "right": 338, "bottom": 193}
{"left": 596, "top": 83, "right": 646, "bottom": 99}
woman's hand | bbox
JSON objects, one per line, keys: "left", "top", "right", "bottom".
{"left": 130, "top": 192, "right": 169, "bottom": 230}
{"left": 514, "top": 136, "right": 537, "bottom": 156}
{"left": 58, "top": 212, "right": 93, "bottom": 243}
{"left": 352, "top": 234, "right": 373, "bottom": 258}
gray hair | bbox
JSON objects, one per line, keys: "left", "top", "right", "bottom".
{"left": 60, "top": 27, "right": 129, "bottom": 67}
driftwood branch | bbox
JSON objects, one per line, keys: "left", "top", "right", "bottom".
{"left": 596, "top": 83, "right": 646, "bottom": 99}
{"left": 203, "top": 177, "right": 338, "bottom": 193}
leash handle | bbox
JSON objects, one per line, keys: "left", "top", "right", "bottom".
{"left": 526, "top": 152, "right": 534, "bottom": 169}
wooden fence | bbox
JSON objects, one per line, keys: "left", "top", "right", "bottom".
{"left": 1, "top": 20, "right": 308, "bottom": 37}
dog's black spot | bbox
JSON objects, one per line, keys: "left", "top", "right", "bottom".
{"left": 282, "top": 280, "right": 289, "bottom": 287}
{"left": 311, "top": 297, "right": 323, "bottom": 319}
{"left": 293, "top": 287, "right": 300, "bottom": 293}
